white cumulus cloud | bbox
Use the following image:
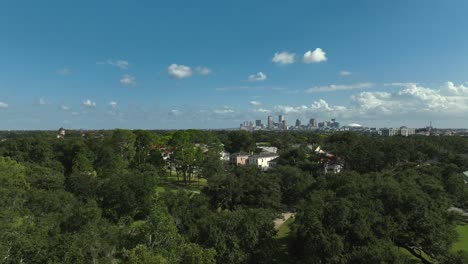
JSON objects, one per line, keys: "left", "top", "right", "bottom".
{"left": 248, "top": 72, "right": 267, "bottom": 82}
{"left": 340, "top": 70, "right": 352, "bottom": 76}
{"left": 250, "top": 100, "right": 262, "bottom": 106}
{"left": 168, "top": 64, "right": 193, "bottom": 79}
{"left": 105, "top": 60, "right": 129, "bottom": 69}
{"left": 120, "top": 74, "right": 136, "bottom": 86}
{"left": 60, "top": 105, "right": 71, "bottom": 111}
{"left": 303, "top": 48, "right": 327, "bottom": 63}
{"left": 0, "top": 102, "right": 8, "bottom": 108}
{"left": 109, "top": 101, "right": 117, "bottom": 108}
{"left": 305, "top": 82, "right": 373, "bottom": 93}
{"left": 214, "top": 106, "right": 235, "bottom": 114}
{"left": 82, "top": 99, "right": 96, "bottom": 107}
{"left": 196, "top": 66, "right": 212, "bottom": 75}
{"left": 272, "top": 51, "right": 295, "bottom": 65}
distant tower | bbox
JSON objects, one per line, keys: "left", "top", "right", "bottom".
{"left": 255, "top": 120, "right": 262, "bottom": 127}
{"left": 279, "top": 115, "right": 285, "bottom": 123}
{"left": 295, "top": 119, "right": 301, "bottom": 127}
{"left": 309, "top": 118, "right": 317, "bottom": 127}
{"left": 267, "top": 116, "right": 274, "bottom": 129}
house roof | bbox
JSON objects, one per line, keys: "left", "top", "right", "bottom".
{"left": 463, "top": 171, "right": 468, "bottom": 183}
{"left": 250, "top": 153, "right": 280, "bottom": 159}
{"left": 231, "top": 151, "right": 250, "bottom": 157}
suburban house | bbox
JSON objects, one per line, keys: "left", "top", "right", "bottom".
{"left": 57, "top": 127, "right": 66, "bottom": 139}
{"left": 248, "top": 153, "right": 280, "bottom": 170}
{"left": 220, "top": 151, "right": 230, "bottom": 162}
{"left": 463, "top": 171, "right": 468, "bottom": 184}
{"left": 230, "top": 152, "right": 250, "bottom": 166}
{"left": 324, "top": 160, "right": 343, "bottom": 174}
{"left": 257, "top": 146, "right": 278, "bottom": 154}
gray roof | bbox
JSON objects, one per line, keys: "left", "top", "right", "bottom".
{"left": 250, "top": 153, "right": 280, "bottom": 159}
{"left": 463, "top": 171, "right": 468, "bottom": 184}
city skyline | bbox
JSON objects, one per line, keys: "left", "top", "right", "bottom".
{"left": 2, "top": 1, "right": 468, "bottom": 129}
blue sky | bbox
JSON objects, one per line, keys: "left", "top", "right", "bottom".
{"left": 2, "top": 0, "right": 468, "bottom": 129}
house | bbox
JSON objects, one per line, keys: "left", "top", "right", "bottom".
{"left": 220, "top": 151, "right": 230, "bottom": 162}
{"left": 257, "top": 146, "right": 278, "bottom": 154}
{"left": 57, "top": 127, "right": 66, "bottom": 139}
{"left": 463, "top": 171, "right": 468, "bottom": 184}
{"left": 248, "top": 153, "right": 280, "bottom": 170}
{"left": 230, "top": 152, "right": 250, "bottom": 166}
{"left": 324, "top": 160, "right": 343, "bottom": 174}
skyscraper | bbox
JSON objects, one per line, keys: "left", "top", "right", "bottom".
{"left": 279, "top": 115, "right": 284, "bottom": 123}
{"left": 267, "top": 116, "right": 274, "bottom": 129}
{"left": 295, "top": 119, "right": 301, "bottom": 127}
{"left": 255, "top": 120, "right": 262, "bottom": 127}
{"left": 309, "top": 118, "right": 317, "bottom": 127}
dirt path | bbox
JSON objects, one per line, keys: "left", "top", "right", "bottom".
{"left": 274, "top": 212, "right": 295, "bottom": 230}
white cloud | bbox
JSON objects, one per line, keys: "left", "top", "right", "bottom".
{"left": 120, "top": 74, "right": 136, "bottom": 86}
{"left": 255, "top": 108, "right": 271, "bottom": 113}
{"left": 82, "top": 99, "right": 96, "bottom": 107}
{"left": 305, "top": 82, "right": 373, "bottom": 93}
{"left": 339, "top": 70, "right": 352, "bottom": 76}
{"left": 0, "top": 102, "right": 8, "bottom": 108}
{"left": 214, "top": 106, "right": 235, "bottom": 114}
{"left": 58, "top": 68, "right": 71, "bottom": 75}
{"left": 248, "top": 72, "right": 267, "bottom": 82}
{"left": 250, "top": 100, "right": 262, "bottom": 106}
{"left": 196, "top": 66, "right": 212, "bottom": 75}
{"left": 38, "top": 98, "right": 46, "bottom": 105}
{"left": 109, "top": 101, "right": 117, "bottom": 108}
{"left": 60, "top": 105, "right": 71, "bottom": 111}
{"left": 168, "top": 64, "right": 193, "bottom": 79}
{"left": 272, "top": 51, "right": 295, "bottom": 65}
{"left": 169, "top": 109, "right": 181, "bottom": 116}
{"left": 303, "top": 48, "right": 327, "bottom": 63}
{"left": 106, "top": 60, "right": 129, "bottom": 69}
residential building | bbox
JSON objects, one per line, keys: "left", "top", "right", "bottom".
{"left": 220, "top": 151, "right": 230, "bottom": 162}
{"left": 57, "top": 127, "right": 66, "bottom": 139}
{"left": 230, "top": 152, "right": 250, "bottom": 166}
{"left": 248, "top": 153, "right": 280, "bottom": 170}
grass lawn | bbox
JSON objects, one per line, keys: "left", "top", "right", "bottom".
{"left": 452, "top": 224, "right": 468, "bottom": 253}
{"left": 156, "top": 174, "right": 207, "bottom": 194}
{"left": 271, "top": 217, "right": 295, "bottom": 264}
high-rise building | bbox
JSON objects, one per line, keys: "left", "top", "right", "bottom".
{"left": 279, "top": 115, "right": 284, "bottom": 123}
{"left": 295, "top": 119, "right": 301, "bottom": 127}
{"left": 267, "top": 116, "right": 274, "bottom": 129}
{"left": 309, "top": 118, "right": 317, "bottom": 127}
{"left": 255, "top": 120, "right": 262, "bottom": 127}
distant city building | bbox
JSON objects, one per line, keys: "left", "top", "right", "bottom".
{"left": 295, "top": 119, "right": 301, "bottom": 127}
{"left": 255, "top": 120, "right": 262, "bottom": 127}
{"left": 268, "top": 116, "right": 274, "bottom": 129}
{"left": 279, "top": 115, "right": 284, "bottom": 123}
{"left": 309, "top": 118, "right": 317, "bottom": 127}
{"left": 380, "top": 127, "right": 415, "bottom": 137}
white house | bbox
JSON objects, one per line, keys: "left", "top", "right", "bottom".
{"left": 220, "top": 151, "right": 230, "bottom": 162}
{"left": 248, "top": 153, "right": 280, "bottom": 170}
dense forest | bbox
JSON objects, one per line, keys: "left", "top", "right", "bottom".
{"left": 1, "top": 129, "right": 468, "bottom": 263}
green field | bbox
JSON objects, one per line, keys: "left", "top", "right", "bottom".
{"left": 272, "top": 217, "right": 295, "bottom": 264}
{"left": 452, "top": 224, "right": 468, "bottom": 253}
